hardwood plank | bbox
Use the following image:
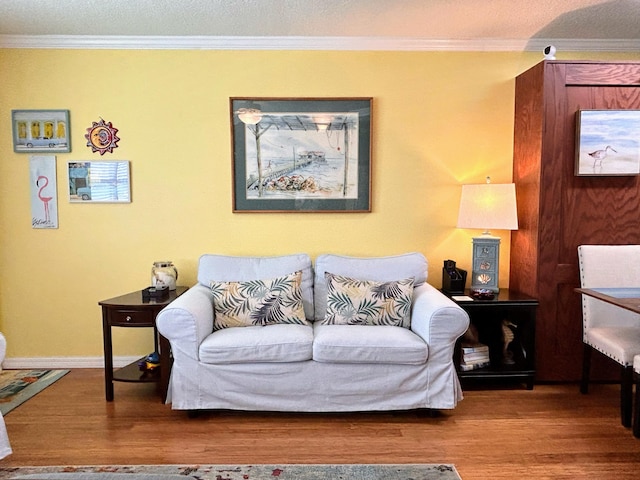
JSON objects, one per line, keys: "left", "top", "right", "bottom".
{"left": 2, "top": 369, "right": 640, "bottom": 479}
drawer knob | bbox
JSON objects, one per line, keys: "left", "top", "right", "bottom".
{"left": 126, "top": 316, "right": 132, "bottom": 322}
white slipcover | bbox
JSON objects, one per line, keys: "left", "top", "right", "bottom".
{"left": 157, "top": 253, "right": 469, "bottom": 412}
{"left": 0, "top": 334, "right": 11, "bottom": 459}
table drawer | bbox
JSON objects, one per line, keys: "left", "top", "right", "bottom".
{"left": 110, "top": 309, "right": 154, "bottom": 326}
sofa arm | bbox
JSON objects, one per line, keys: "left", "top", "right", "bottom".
{"left": 156, "top": 284, "right": 214, "bottom": 361}
{"left": 411, "top": 283, "right": 470, "bottom": 360}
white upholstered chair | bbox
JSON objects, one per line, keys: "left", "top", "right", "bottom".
{"left": 634, "top": 355, "right": 640, "bottom": 438}
{"left": 578, "top": 245, "right": 640, "bottom": 428}
{"left": 0, "top": 332, "right": 6, "bottom": 372}
{"left": 0, "top": 334, "right": 10, "bottom": 458}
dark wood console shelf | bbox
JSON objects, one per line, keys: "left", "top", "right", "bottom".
{"left": 447, "top": 289, "right": 538, "bottom": 390}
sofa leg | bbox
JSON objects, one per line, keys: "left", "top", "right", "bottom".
{"left": 417, "top": 408, "right": 441, "bottom": 418}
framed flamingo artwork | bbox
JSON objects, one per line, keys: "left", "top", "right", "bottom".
{"left": 29, "top": 156, "right": 58, "bottom": 229}
{"left": 575, "top": 110, "right": 640, "bottom": 176}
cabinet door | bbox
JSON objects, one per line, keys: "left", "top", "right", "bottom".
{"left": 511, "top": 60, "right": 640, "bottom": 381}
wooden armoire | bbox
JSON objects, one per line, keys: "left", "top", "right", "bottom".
{"left": 509, "top": 60, "right": 640, "bottom": 382}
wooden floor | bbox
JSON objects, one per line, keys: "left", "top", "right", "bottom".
{"left": 1, "top": 369, "right": 639, "bottom": 479}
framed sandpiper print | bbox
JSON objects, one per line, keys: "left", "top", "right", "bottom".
{"left": 230, "top": 97, "right": 372, "bottom": 212}
{"left": 575, "top": 109, "right": 640, "bottom": 176}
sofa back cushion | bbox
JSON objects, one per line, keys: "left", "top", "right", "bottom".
{"left": 198, "top": 253, "right": 314, "bottom": 320}
{"left": 314, "top": 252, "right": 428, "bottom": 321}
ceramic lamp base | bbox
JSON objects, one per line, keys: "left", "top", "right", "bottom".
{"left": 470, "top": 235, "right": 500, "bottom": 293}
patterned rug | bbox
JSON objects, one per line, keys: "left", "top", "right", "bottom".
{"left": 0, "top": 370, "right": 69, "bottom": 415}
{"left": 0, "top": 464, "right": 462, "bottom": 479}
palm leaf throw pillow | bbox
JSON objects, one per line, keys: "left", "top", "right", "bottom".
{"left": 321, "top": 272, "right": 414, "bottom": 327}
{"left": 210, "top": 271, "right": 308, "bottom": 330}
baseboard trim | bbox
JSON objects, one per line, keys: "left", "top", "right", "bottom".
{"left": 2, "top": 356, "right": 141, "bottom": 370}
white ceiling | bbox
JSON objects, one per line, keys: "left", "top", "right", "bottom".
{"left": 1, "top": 0, "right": 639, "bottom": 51}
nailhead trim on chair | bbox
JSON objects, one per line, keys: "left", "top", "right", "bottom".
{"left": 585, "top": 341, "right": 629, "bottom": 366}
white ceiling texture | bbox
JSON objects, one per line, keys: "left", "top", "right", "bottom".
{"left": 0, "top": 0, "right": 639, "bottom": 51}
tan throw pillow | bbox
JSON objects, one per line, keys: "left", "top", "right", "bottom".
{"left": 210, "top": 271, "right": 308, "bottom": 330}
{"left": 321, "top": 272, "right": 414, "bottom": 327}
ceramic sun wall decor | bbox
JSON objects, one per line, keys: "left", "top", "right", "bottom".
{"left": 85, "top": 118, "right": 120, "bottom": 155}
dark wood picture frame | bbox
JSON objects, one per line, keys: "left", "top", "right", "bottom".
{"left": 230, "top": 97, "right": 372, "bottom": 212}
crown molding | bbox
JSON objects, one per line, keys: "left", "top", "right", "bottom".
{"left": 0, "top": 34, "right": 639, "bottom": 52}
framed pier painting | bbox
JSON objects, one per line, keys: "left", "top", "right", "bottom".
{"left": 230, "top": 97, "right": 372, "bottom": 212}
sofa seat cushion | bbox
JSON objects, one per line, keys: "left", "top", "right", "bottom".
{"left": 199, "top": 324, "right": 313, "bottom": 364}
{"left": 312, "top": 323, "right": 428, "bottom": 365}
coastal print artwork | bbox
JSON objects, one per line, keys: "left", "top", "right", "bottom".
{"left": 575, "top": 110, "right": 640, "bottom": 176}
{"left": 12, "top": 110, "right": 70, "bottom": 153}
{"left": 29, "top": 156, "right": 58, "bottom": 229}
{"left": 231, "top": 98, "right": 372, "bottom": 212}
{"left": 68, "top": 161, "right": 131, "bottom": 203}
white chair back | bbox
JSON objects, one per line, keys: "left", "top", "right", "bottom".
{"left": 578, "top": 245, "right": 640, "bottom": 334}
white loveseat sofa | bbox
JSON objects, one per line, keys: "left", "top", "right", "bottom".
{"left": 156, "top": 252, "right": 469, "bottom": 414}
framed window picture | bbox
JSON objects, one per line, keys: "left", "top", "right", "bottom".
{"left": 575, "top": 109, "right": 640, "bottom": 176}
{"left": 230, "top": 97, "right": 372, "bottom": 212}
{"left": 68, "top": 161, "right": 131, "bottom": 203}
{"left": 12, "top": 110, "right": 71, "bottom": 153}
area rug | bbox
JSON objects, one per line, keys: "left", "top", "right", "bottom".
{"left": 0, "top": 464, "right": 462, "bottom": 479}
{"left": 0, "top": 370, "right": 69, "bottom": 415}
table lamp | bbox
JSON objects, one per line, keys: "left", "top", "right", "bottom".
{"left": 457, "top": 177, "right": 518, "bottom": 294}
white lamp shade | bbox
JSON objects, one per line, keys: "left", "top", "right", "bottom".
{"left": 237, "top": 108, "right": 262, "bottom": 125}
{"left": 457, "top": 182, "right": 518, "bottom": 231}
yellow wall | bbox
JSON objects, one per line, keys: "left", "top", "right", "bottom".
{"left": 1, "top": 48, "right": 638, "bottom": 359}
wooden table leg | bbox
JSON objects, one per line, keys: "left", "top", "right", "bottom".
{"left": 101, "top": 306, "right": 114, "bottom": 401}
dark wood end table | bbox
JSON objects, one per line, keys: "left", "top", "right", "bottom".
{"left": 99, "top": 286, "right": 188, "bottom": 402}
{"left": 446, "top": 289, "right": 538, "bottom": 390}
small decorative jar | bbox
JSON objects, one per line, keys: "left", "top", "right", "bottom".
{"left": 151, "top": 261, "right": 178, "bottom": 291}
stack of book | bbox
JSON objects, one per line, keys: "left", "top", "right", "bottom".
{"left": 460, "top": 342, "right": 490, "bottom": 371}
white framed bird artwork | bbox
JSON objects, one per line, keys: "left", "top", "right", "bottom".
{"left": 575, "top": 109, "right": 640, "bottom": 176}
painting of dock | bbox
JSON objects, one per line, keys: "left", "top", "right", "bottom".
{"left": 231, "top": 98, "right": 371, "bottom": 212}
